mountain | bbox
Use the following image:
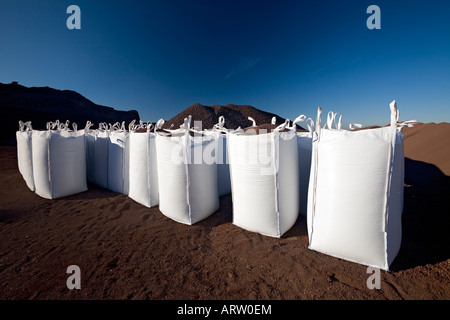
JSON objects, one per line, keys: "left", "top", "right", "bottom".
{"left": 161, "top": 103, "right": 304, "bottom": 131}
{"left": 0, "top": 82, "right": 139, "bottom": 145}
{"left": 1, "top": 82, "right": 304, "bottom": 145}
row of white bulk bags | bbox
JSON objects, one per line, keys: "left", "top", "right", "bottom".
{"left": 228, "top": 119, "right": 299, "bottom": 238}
{"left": 107, "top": 122, "right": 130, "bottom": 195}
{"left": 187, "top": 115, "right": 232, "bottom": 197}
{"left": 289, "top": 115, "right": 315, "bottom": 216}
{"left": 293, "top": 111, "right": 342, "bottom": 216}
{"left": 307, "top": 101, "right": 415, "bottom": 270}
{"left": 85, "top": 122, "right": 109, "bottom": 189}
{"left": 210, "top": 116, "right": 231, "bottom": 197}
{"left": 16, "top": 121, "right": 35, "bottom": 192}
{"left": 128, "top": 122, "right": 159, "bottom": 208}
{"left": 86, "top": 121, "right": 132, "bottom": 195}
{"left": 84, "top": 121, "right": 95, "bottom": 184}
{"left": 32, "top": 121, "right": 87, "bottom": 199}
{"left": 156, "top": 116, "right": 219, "bottom": 225}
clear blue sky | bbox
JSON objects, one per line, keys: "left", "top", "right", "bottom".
{"left": 1, "top": 0, "right": 449, "bottom": 127}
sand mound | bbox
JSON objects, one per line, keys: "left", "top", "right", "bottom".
{"left": 403, "top": 122, "right": 450, "bottom": 176}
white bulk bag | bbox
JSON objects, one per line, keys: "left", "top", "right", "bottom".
{"left": 85, "top": 123, "right": 109, "bottom": 189}
{"left": 156, "top": 117, "right": 219, "bottom": 225}
{"left": 307, "top": 101, "right": 415, "bottom": 270}
{"left": 107, "top": 121, "right": 131, "bottom": 195}
{"left": 16, "top": 121, "right": 35, "bottom": 192}
{"left": 228, "top": 120, "right": 299, "bottom": 238}
{"left": 212, "top": 116, "right": 231, "bottom": 197}
{"left": 32, "top": 121, "right": 87, "bottom": 199}
{"left": 128, "top": 123, "right": 159, "bottom": 208}
{"left": 84, "top": 121, "right": 95, "bottom": 183}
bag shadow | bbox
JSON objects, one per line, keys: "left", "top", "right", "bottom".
{"left": 390, "top": 158, "right": 450, "bottom": 271}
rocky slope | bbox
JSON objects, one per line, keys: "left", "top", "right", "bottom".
{"left": 0, "top": 82, "right": 139, "bottom": 145}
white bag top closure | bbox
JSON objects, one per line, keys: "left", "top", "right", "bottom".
{"left": 18, "top": 120, "right": 33, "bottom": 132}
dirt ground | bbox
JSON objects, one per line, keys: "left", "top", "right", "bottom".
{"left": 0, "top": 144, "right": 448, "bottom": 301}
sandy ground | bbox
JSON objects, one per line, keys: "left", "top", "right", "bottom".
{"left": 0, "top": 124, "right": 449, "bottom": 301}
